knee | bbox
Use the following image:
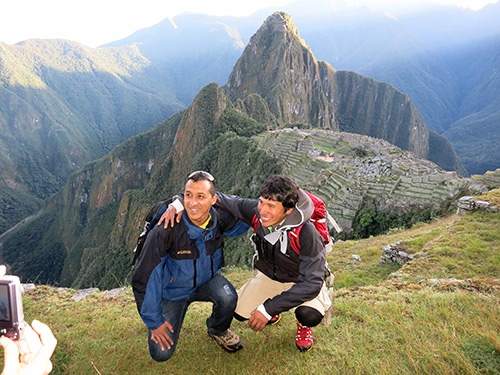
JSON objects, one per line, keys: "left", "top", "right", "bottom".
{"left": 150, "top": 347, "right": 175, "bottom": 362}
{"left": 149, "top": 333, "right": 176, "bottom": 362}
{"left": 295, "top": 306, "right": 323, "bottom": 327}
{"left": 217, "top": 284, "right": 238, "bottom": 310}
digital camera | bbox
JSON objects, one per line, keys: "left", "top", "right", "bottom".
{"left": 0, "top": 276, "right": 24, "bottom": 340}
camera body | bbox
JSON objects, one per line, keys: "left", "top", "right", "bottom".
{"left": 0, "top": 276, "right": 24, "bottom": 340}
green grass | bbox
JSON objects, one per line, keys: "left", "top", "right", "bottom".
{"left": 476, "top": 189, "right": 500, "bottom": 207}
{"left": 5, "top": 209, "right": 500, "bottom": 374}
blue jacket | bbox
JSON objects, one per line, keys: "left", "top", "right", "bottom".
{"left": 132, "top": 207, "right": 248, "bottom": 330}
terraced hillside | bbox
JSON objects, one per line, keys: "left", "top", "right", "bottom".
{"left": 254, "top": 129, "right": 471, "bottom": 231}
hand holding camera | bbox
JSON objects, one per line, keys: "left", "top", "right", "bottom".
{"left": 0, "top": 265, "right": 57, "bottom": 375}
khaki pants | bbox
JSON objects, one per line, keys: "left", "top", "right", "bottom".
{"left": 235, "top": 271, "right": 332, "bottom": 319}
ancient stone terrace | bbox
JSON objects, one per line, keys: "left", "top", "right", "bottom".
{"left": 253, "top": 128, "right": 469, "bottom": 231}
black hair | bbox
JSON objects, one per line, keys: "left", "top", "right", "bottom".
{"left": 260, "top": 175, "right": 300, "bottom": 211}
{"left": 187, "top": 171, "right": 216, "bottom": 196}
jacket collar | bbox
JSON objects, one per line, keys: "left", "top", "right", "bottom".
{"left": 182, "top": 207, "right": 217, "bottom": 238}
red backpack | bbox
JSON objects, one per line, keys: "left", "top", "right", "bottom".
{"left": 251, "top": 190, "right": 339, "bottom": 254}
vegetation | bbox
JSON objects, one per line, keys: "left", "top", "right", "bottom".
{"left": 4, "top": 208, "right": 498, "bottom": 374}
{"left": 0, "top": 213, "right": 65, "bottom": 284}
{"left": 349, "top": 204, "right": 438, "bottom": 240}
{"left": 0, "top": 185, "right": 42, "bottom": 234}
{"left": 220, "top": 109, "right": 267, "bottom": 137}
{"left": 0, "top": 39, "right": 184, "bottom": 230}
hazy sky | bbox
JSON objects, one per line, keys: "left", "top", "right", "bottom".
{"left": 0, "top": 0, "right": 498, "bottom": 47}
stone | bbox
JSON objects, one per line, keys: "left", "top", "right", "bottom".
{"left": 72, "top": 288, "right": 100, "bottom": 302}
{"left": 22, "top": 283, "right": 36, "bottom": 292}
{"left": 379, "top": 241, "right": 414, "bottom": 265}
{"left": 105, "top": 287, "right": 128, "bottom": 298}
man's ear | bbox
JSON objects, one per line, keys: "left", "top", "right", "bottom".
{"left": 284, "top": 207, "right": 293, "bottom": 216}
{"left": 210, "top": 193, "right": 218, "bottom": 206}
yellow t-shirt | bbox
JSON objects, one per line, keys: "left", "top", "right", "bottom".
{"left": 199, "top": 214, "right": 211, "bottom": 229}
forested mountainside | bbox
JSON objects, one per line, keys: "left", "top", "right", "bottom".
{"left": 0, "top": 40, "right": 183, "bottom": 233}
{"left": 0, "top": 13, "right": 481, "bottom": 289}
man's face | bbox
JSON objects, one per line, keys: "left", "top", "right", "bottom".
{"left": 184, "top": 179, "right": 217, "bottom": 226}
{"left": 257, "top": 196, "right": 293, "bottom": 227}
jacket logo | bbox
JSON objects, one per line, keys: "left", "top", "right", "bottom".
{"left": 177, "top": 250, "right": 192, "bottom": 255}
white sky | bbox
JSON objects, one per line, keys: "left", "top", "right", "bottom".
{"left": 0, "top": 0, "right": 497, "bottom": 47}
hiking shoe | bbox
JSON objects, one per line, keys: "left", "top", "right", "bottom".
{"left": 209, "top": 329, "right": 243, "bottom": 353}
{"left": 267, "top": 314, "right": 281, "bottom": 326}
{"left": 295, "top": 322, "right": 313, "bottom": 352}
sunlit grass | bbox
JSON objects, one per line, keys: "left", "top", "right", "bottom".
{"left": 3, "top": 210, "right": 499, "bottom": 374}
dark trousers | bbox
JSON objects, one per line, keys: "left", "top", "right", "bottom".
{"left": 148, "top": 274, "right": 237, "bottom": 362}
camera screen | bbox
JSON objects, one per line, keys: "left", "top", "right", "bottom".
{"left": 0, "top": 284, "right": 11, "bottom": 322}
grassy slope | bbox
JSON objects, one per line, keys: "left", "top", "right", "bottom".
{"left": 8, "top": 192, "right": 500, "bottom": 374}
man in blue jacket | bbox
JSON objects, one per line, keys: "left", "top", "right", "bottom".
{"left": 131, "top": 171, "right": 249, "bottom": 361}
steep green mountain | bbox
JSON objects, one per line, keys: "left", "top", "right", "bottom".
{"left": 4, "top": 2, "right": 498, "bottom": 237}
{"left": 225, "top": 12, "right": 465, "bottom": 175}
{"left": 0, "top": 40, "right": 183, "bottom": 233}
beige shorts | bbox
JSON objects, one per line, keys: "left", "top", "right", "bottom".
{"left": 235, "top": 271, "right": 332, "bottom": 319}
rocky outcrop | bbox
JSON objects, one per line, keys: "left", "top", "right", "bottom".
{"left": 457, "top": 195, "right": 500, "bottom": 215}
{"left": 380, "top": 242, "right": 415, "bottom": 265}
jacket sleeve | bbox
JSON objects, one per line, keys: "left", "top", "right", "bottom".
{"left": 263, "top": 224, "right": 326, "bottom": 316}
{"left": 214, "top": 192, "right": 258, "bottom": 225}
{"left": 132, "top": 225, "right": 171, "bottom": 330}
{"left": 215, "top": 206, "right": 250, "bottom": 238}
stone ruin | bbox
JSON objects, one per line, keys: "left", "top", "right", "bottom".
{"left": 457, "top": 195, "right": 500, "bottom": 215}
{"left": 379, "top": 241, "right": 415, "bottom": 265}
{"left": 253, "top": 128, "right": 486, "bottom": 231}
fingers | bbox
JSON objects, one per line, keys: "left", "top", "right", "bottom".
{"left": 248, "top": 311, "right": 268, "bottom": 331}
{"left": 31, "top": 320, "right": 57, "bottom": 356}
{"left": 19, "top": 320, "right": 42, "bottom": 356}
{"left": 164, "top": 321, "right": 174, "bottom": 334}
{"left": 0, "top": 336, "right": 20, "bottom": 374}
{"left": 152, "top": 322, "right": 174, "bottom": 351}
{"left": 151, "top": 333, "right": 164, "bottom": 351}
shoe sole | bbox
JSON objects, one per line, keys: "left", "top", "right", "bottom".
{"left": 296, "top": 343, "right": 313, "bottom": 352}
{"left": 208, "top": 333, "right": 243, "bottom": 353}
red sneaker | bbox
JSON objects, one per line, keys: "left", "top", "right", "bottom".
{"left": 267, "top": 314, "right": 281, "bottom": 326}
{"left": 295, "top": 322, "right": 313, "bottom": 352}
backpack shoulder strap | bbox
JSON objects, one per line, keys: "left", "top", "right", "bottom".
{"left": 252, "top": 214, "right": 259, "bottom": 232}
{"left": 326, "top": 210, "right": 343, "bottom": 233}
{"left": 165, "top": 224, "right": 176, "bottom": 254}
{"left": 288, "top": 225, "right": 303, "bottom": 255}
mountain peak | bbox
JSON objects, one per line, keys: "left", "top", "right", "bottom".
{"left": 259, "top": 11, "right": 306, "bottom": 47}
{"left": 225, "top": 12, "right": 331, "bottom": 127}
